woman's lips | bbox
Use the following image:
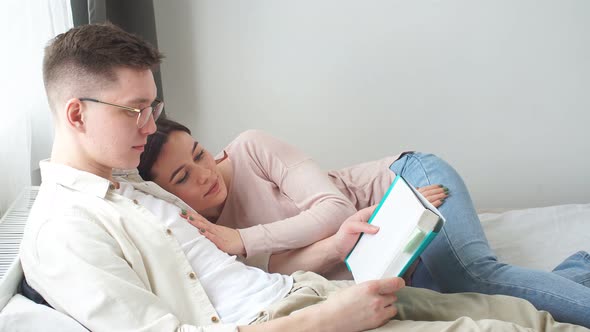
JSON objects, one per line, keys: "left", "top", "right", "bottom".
{"left": 205, "top": 179, "right": 220, "bottom": 197}
{"left": 132, "top": 145, "right": 145, "bottom": 152}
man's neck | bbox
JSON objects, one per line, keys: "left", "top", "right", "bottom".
{"left": 51, "top": 137, "right": 114, "bottom": 182}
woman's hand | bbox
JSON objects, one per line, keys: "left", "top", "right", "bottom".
{"left": 330, "top": 205, "right": 380, "bottom": 261}
{"left": 180, "top": 209, "right": 246, "bottom": 256}
{"left": 417, "top": 184, "right": 449, "bottom": 208}
{"left": 316, "top": 277, "right": 405, "bottom": 332}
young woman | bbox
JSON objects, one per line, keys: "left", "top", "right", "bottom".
{"left": 138, "top": 117, "right": 590, "bottom": 328}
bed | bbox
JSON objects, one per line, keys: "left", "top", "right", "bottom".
{"left": 479, "top": 203, "right": 590, "bottom": 272}
{"left": 1, "top": 201, "right": 589, "bottom": 330}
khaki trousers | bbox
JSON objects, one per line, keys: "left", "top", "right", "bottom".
{"left": 252, "top": 272, "right": 589, "bottom": 332}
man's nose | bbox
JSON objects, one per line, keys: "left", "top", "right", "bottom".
{"left": 140, "top": 112, "right": 157, "bottom": 135}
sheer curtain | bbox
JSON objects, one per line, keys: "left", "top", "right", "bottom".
{"left": 0, "top": 1, "right": 72, "bottom": 215}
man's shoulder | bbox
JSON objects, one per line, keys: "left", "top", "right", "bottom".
{"left": 21, "top": 184, "right": 115, "bottom": 266}
{"left": 26, "top": 183, "right": 114, "bottom": 234}
{"left": 35, "top": 180, "right": 110, "bottom": 209}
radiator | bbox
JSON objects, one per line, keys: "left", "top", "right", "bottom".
{"left": 0, "top": 186, "right": 39, "bottom": 310}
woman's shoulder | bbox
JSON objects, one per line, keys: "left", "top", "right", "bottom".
{"left": 228, "top": 129, "right": 278, "bottom": 147}
{"left": 224, "top": 130, "right": 310, "bottom": 168}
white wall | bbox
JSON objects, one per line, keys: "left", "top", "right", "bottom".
{"left": 154, "top": 0, "right": 590, "bottom": 209}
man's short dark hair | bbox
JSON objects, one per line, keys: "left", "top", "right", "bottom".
{"left": 43, "top": 22, "right": 164, "bottom": 112}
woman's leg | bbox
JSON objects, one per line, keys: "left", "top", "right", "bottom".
{"left": 389, "top": 152, "right": 590, "bottom": 327}
{"left": 552, "top": 251, "right": 590, "bottom": 287}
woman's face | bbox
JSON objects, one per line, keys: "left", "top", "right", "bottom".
{"left": 151, "top": 130, "right": 228, "bottom": 217}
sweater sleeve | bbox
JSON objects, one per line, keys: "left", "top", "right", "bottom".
{"left": 233, "top": 130, "right": 358, "bottom": 257}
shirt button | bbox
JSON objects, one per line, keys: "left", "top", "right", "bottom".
{"left": 132, "top": 199, "right": 139, "bottom": 205}
{"left": 188, "top": 272, "right": 196, "bottom": 279}
{"left": 166, "top": 229, "right": 172, "bottom": 235}
{"left": 211, "top": 316, "right": 219, "bottom": 323}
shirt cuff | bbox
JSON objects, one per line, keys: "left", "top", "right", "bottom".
{"left": 238, "top": 225, "right": 268, "bottom": 258}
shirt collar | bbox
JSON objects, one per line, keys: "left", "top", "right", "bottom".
{"left": 113, "top": 167, "right": 145, "bottom": 182}
{"left": 113, "top": 168, "right": 139, "bottom": 177}
{"left": 39, "top": 160, "right": 116, "bottom": 199}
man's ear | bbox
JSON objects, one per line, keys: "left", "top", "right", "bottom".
{"left": 64, "top": 98, "right": 86, "bottom": 132}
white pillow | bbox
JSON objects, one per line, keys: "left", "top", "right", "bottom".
{"left": 480, "top": 203, "right": 590, "bottom": 271}
{"left": 0, "top": 294, "right": 87, "bottom": 332}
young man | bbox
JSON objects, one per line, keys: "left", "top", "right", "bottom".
{"left": 19, "top": 23, "right": 588, "bottom": 332}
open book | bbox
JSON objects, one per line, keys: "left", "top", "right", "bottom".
{"left": 344, "top": 175, "right": 445, "bottom": 283}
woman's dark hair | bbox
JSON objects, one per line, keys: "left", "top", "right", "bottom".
{"left": 138, "top": 116, "right": 191, "bottom": 181}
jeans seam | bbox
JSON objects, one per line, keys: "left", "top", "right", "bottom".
{"left": 577, "top": 251, "right": 590, "bottom": 261}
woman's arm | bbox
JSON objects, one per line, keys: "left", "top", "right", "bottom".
{"left": 182, "top": 206, "right": 376, "bottom": 275}
{"left": 183, "top": 183, "right": 448, "bottom": 260}
{"left": 190, "top": 130, "right": 358, "bottom": 257}
{"left": 267, "top": 206, "right": 378, "bottom": 275}
{"left": 185, "top": 183, "right": 448, "bottom": 274}
{"left": 237, "top": 131, "right": 359, "bottom": 256}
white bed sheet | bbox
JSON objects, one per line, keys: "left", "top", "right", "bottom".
{"left": 480, "top": 203, "right": 590, "bottom": 271}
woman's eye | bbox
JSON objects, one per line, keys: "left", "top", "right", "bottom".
{"left": 176, "top": 172, "right": 189, "bottom": 184}
{"left": 194, "top": 150, "right": 205, "bottom": 161}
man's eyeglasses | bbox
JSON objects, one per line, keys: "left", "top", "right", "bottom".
{"left": 79, "top": 98, "right": 164, "bottom": 128}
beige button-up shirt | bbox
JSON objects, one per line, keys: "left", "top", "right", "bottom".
{"left": 20, "top": 161, "right": 238, "bottom": 332}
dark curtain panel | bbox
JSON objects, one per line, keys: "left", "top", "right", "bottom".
{"left": 70, "top": 0, "right": 165, "bottom": 103}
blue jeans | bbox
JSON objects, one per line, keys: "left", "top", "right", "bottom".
{"left": 389, "top": 152, "right": 590, "bottom": 328}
